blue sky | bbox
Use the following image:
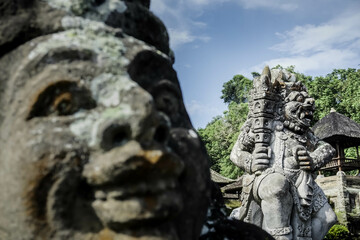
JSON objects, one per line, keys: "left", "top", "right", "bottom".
{"left": 150, "top": 0, "right": 360, "bottom": 129}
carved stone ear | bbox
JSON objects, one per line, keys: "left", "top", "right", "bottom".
{"left": 257, "top": 65, "right": 272, "bottom": 92}
{"left": 261, "top": 65, "right": 271, "bottom": 80}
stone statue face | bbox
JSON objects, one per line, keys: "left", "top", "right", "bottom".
{"left": 283, "top": 90, "right": 315, "bottom": 132}
{"left": 0, "top": 2, "right": 210, "bottom": 239}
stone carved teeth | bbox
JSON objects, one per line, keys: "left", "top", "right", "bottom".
{"left": 94, "top": 179, "right": 177, "bottom": 201}
{"left": 90, "top": 176, "right": 182, "bottom": 228}
{"left": 300, "top": 110, "right": 313, "bottom": 120}
{"left": 300, "top": 112, "right": 306, "bottom": 120}
{"left": 91, "top": 189, "right": 183, "bottom": 229}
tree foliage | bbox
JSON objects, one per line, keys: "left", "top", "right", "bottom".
{"left": 273, "top": 66, "right": 360, "bottom": 123}
{"left": 324, "top": 224, "right": 351, "bottom": 240}
{"left": 199, "top": 66, "right": 360, "bottom": 179}
{"left": 198, "top": 102, "right": 248, "bottom": 178}
{"left": 220, "top": 74, "right": 252, "bottom": 104}
{"left": 199, "top": 75, "right": 252, "bottom": 178}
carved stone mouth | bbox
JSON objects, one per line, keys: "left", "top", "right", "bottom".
{"left": 40, "top": 141, "right": 184, "bottom": 236}
{"left": 46, "top": 175, "right": 182, "bottom": 236}
{"left": 91, "top": 188, "right": 183, "bottom": 230}
{"left": 89, "top": 175, "right": 183, "bottom": 230}
{"left": 297, "top": 105, "right": 313, "bottom": 126}
{"left": 81, "top": 141, "right": 185, "bottom": 232}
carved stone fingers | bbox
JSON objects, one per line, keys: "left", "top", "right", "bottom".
{"left": 252, "top": 145, "right": 271, "bottom": 172}
{"left": 293, "top": 146, "right": 312, "bottom": 171}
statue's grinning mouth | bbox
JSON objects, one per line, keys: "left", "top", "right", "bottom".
{"left": 91, "top": 189, "right": 183, "bottom": 231}
{"left": 296, "top": 105, "right": 313, "bottom": 125}
{"left": 85, "top": 161, "right": 184, "bottom": 231}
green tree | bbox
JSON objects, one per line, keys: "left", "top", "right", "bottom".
{"left": 199, "top": 75, "right": 251, "bottom": 178}
{"left": 220, "top": 75, "right": 252, "bottom": 104}
{"left": 198, "top": 102, "right": 248, "bottom": 178}
{"left": 271, "top": 66, "right": 360, "bottom": 124}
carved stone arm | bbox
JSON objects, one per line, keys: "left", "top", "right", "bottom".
{"left": 230, "top": 140, "right": 253, "bottom": 173}
{"left": 230, "top": 123, "right": 255, "bottom": 174}
{"left": 309, "top": 140, "right": 336, "bottom": 171}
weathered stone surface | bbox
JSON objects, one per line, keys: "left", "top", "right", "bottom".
{"left": 0, "top": 0, "right": 169, "bottom": 59}
{"left": 0, "top": 1, "right": 209, "bottom": 239}
{"left": 230, "top": 66, "right": 337, "bottom": 240}
{"left": 316, "top": 172, "right": 360, "bottom": 233}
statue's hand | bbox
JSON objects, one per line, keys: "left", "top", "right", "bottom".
{"left": 252, "top": 145, "right": 271, "bottom": 173}
{"left": 293, "top": 146, "right": 312, "bottom": 171}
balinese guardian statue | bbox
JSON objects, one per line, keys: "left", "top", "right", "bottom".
{"left": 0, "top": 1, "right": 212, "bottom": 239}
{"left": 230, "top": 66, "right": 337, "bottom": 240}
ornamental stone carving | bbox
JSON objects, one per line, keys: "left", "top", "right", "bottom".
{"left": 230, "top": 66, "right": 337, "bottom": 240}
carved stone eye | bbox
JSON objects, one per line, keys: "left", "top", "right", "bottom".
{"left": 149, "top": 80, "right": 182, "bottom": 125}
{"left": 27, "top": 81, "right": 96, "bottom": 120}
{"left": 52, "top": 92, "right": 73, "bottom": 115}
{"left": 297, "top": 95, "right": 304, "bottom": 102}
{"left": 154, "top": 91, "right": 179, "bottom": 117}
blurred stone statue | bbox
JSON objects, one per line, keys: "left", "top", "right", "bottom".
{"left": 230, "top": 66, "right": 337, "bottom": 240}
{"left": 0, "top": 1, "right": 211, "bottom": 239}
{"left": 0, "top": 0, "right": 274, "bottom": 239}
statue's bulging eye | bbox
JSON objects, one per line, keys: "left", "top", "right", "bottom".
{"left": 27, "top": 81, "right": 96, "bottom": 120}
{"left": 297, "top": 95, "right": 304, "bottom": 103}
{"left": 52, "top": 92, "right": 73, "bottom": 115}
{"left": 150, "top": 81, "right": 182, "bottom": 124}
{"left": 155, "top": 92, "right": 179, "bottom": 115}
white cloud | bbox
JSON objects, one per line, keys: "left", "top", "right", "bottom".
{"left": 185, "top": 100, "right": 227, "bottom": 128}
{"left": 151, "top": 0, "right": 297, "bottom": 49}
{"left": 250, "top": 9, "right": 360, "bottom": 75}
{"left": 182, "top": 0, "right": 297, "bottom": 10}
{"left": 186, "top": 100, "right": 222, "bottom": 116}
{"left": 150, "top": 0, "right": 168, "bottom": 14}
{"left": 168, "top": 28, "right": 210, "bottom": 49}
{"left": 235, "top": 0, "right": 298, "bottom": 11}
{"left": 271, "top": 13, "right": 360, "bottom": 55}
{"left": 168, "top": 29, "right": 195, "bottom": 48}
{"left": 151, "top": 0, "right": 211, "bottom": 49}
{"left": 252, "top": 49, "right": 358, "bottom": 74}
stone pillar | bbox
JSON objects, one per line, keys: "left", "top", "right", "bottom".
{"left": 356, "top": 192, "right": 360, "bottom": 213}
{"left": 336, "top": 171, "right": 349, "bottom": 226}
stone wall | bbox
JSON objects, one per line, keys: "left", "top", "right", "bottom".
{"left": 316, "top": 172, "right": 360, "bottom": 234}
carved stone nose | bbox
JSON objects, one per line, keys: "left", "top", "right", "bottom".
{"left": 99, "top": 112, "right": 170, "bottom": 151}
{"left": 101, "top": 123, "right": 131, "bottom": 151}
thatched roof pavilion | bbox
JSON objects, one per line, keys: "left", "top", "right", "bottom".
{"left": 210, "top": 170, "right": 243, "bottom": 200}
{"left": 313, "top": 111, "right": 360, "bottom": 148}
{"left": 210, "top": 169, "right": 235, "bottom": 186}
{"left": 313, "top": 110, "right": 360, "bottom": 171}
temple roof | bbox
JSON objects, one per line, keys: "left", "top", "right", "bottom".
{"left": 221, "top": 177, "right": 243, "bottom": 193}
{"left": 312, "top": 111, "right": 360, "bottom": 148}
{"left": 210, "top": 169, "right": 236, "bottom": 185}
